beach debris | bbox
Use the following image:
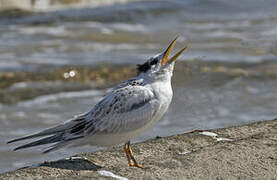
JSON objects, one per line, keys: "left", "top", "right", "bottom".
{"left": 179, "top": 147, "right": 201, "bottom": 155}
{"left": 64, "top": 70, "right": 76, "bottom": 79}
{"left": 199, "top": 131, "right": 218, "bottom": 137}
{"left": 215, "top": 137, "right": 233, "bottom": 142}
{"left": 98, "top": 170, "right": 128, "bottom": 180}
{"left": 199, "top": 131, "right": 233, "bottom": 142}
{"left": 63, "top": 72, "right": 70, "bottom": 79}
{"left": 66, "top": 156, "right": 88, "bottom": 160}
{"left": 179, "top": 149, "right": 191, "bottom": 155}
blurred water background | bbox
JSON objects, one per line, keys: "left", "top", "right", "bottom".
{"left": 1, "top": 0, "right": 277, "bottom": 173}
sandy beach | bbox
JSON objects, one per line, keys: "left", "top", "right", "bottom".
{"left": 1, "top": 118, "right": 277, "bottom": 179}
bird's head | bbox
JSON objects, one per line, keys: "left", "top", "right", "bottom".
{"left": 137, "top": 36, "right": 187, "bottom": 81}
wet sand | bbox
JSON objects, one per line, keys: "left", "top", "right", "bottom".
{"left": 1, "top": 118, "right": 277, "bottom": 179}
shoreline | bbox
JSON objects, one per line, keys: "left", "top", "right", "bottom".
{"left": 1, "top": 61, "right": 277, "bottom": 104}
{"left": 1, "top": 118, "right": 277, "bottom": 179}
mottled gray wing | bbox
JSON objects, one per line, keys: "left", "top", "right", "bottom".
{"left": 83, "top": 85, "right": 158, "bottom": 135}
{"left": 112, "top": 78, "right": 144, "bottom": 90}
{"left": 8, "top": 84, "right": 158, "bottom": 153}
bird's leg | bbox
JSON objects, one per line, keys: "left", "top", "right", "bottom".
{"left": 123, "top": 142, "right": 133, "bottom": 166}
{"left": 123, "top": 141, "right": 148, "bottom": 169}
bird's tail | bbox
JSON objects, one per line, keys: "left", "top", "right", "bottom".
{"left": 7, "top": 113, "right": 88, "bottom": 153}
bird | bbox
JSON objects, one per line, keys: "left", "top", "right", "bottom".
{"left": 7, "top": 36, "right": 187, "bottom": 169}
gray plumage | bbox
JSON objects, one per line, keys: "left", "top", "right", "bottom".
{"left": 8, "top": 37, "right": 187, "bottom": 155}
{"left": 8, "top": 77, "right": 160, "bottom": 153}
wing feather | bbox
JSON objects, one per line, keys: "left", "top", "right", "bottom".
{"left": 87, "top": 84, "right": 158, "bottom": 134}
{"left": 8, "top": 79, "right": 158, "bottom": 152}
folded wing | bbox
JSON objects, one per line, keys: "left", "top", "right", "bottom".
{"left": 7, "top": 84, "right": 158, "bottom": 153}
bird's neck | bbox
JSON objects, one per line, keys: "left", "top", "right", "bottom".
{"left": 148, "top": 75, "right": 173, "bottom": 103}
{"left": 138, "top": 72, "right": 173, "bottom": 101}
{"left": 139, "top": 71, "right": 172, "bottom": 83}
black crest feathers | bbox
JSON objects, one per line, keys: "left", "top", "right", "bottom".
{"left": 136, "top": 58, "right": 159, "bottom": 74}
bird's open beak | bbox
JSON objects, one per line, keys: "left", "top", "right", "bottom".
{"left": 160, "top": 36, "right": 187, "bottom": 66}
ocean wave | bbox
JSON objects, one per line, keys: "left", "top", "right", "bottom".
{"left": 18, "top": 89, "right": 104, "bottom": 107}
{"left": 0, "top": 0, "right": 143, "bottom": 12}
{"left": 184, "top": 21, "right": 251, "bottom": 31}
{"left": 18, "top": 25, "right": 70, "bottom": 36}
{"left": 0, "top": 1, "right": 182, "bottom": 25}
{"left": 0, "top": 61, "right": 23, "bottom": 71}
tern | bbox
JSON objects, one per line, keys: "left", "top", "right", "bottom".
{"left": 8, "top": 36, "right": 187, "bottom": 168}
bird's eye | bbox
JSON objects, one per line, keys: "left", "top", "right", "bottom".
{"left": 150, "top": 58, "right": 158, "bottom": 65}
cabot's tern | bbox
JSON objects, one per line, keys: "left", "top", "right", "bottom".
{"left": 8, "top": 37, "right": 187, "bottom": 168}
